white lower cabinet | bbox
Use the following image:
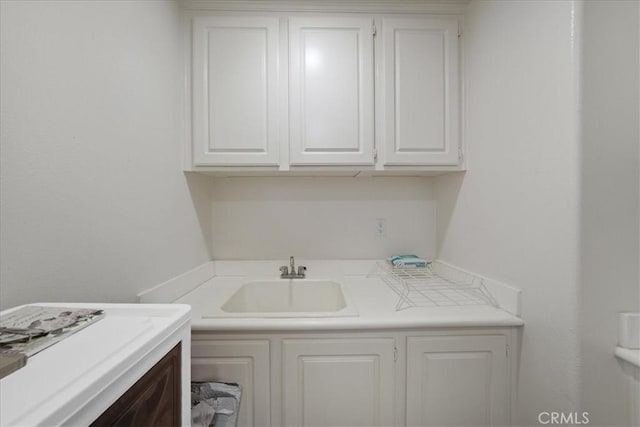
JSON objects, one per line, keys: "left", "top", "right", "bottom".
{"left": 406, "top": 335, "right": 509, "bottom": 427}
{"left": 191, "top": 339, "right": 271, "bottom": 427}
{"left": 282, "top": 338, "right": 396, "bottom": 426}
{"left": 191, "top": 330, "right": 513, "bottom": 427}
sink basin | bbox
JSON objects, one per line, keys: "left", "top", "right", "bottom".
{"left": 222, "top": 280, "right": 347, "bottom": 313}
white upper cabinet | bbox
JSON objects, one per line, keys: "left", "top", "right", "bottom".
{"left": 192, "top": 16, "right": 280, "bottom": 166}
{"left": 380, "top": 17, "right": 460, "bottom": 165}
{"left": 289, "top": 17, "right": 375, "bottom": 165}
{"left": 188, "top": 10, "right": 463, "bottom": 172}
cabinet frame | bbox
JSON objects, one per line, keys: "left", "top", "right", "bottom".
{"left": 185, "top": 7, "right": 465, "bottom": 175}
{"left": 191, "top": 327, "right": 517, "bottom": 427}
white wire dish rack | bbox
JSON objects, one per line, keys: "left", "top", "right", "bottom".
{"left": 369, "top": 261, "right": 499, "bottom": 311}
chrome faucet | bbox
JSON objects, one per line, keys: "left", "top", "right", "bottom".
{"left": 280, "top": 256, "right": 306, "bottom": 279}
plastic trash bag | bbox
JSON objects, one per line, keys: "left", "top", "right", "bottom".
{"left": 191, "top": 382, "right": 242, "bottom": 427}
{"left": 191, "top": 399, "right": 215, "bottom": 427}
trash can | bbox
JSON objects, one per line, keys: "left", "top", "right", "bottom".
{"left": 191, "top": 382, "right": 242, "bottom": 427}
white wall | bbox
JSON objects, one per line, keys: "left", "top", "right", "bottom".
{"left": 0, "top": 0, "right": 212, "bottom": 309}
{"left": 210, "top": 177, "right": 436, "bottom": 260}
{"left": 580, "top": 1, "right": 640, "bottom": 425}
{"left": 436, "top": 1, "right": 582, "bottom": 424}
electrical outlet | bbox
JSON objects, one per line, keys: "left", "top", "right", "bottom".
{"left": 376, "top": 218, "right": 386, "bottom": 237}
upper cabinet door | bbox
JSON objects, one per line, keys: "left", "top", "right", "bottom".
{"left": 382, "top": 17, "right": 460, "bottom": 165}
{"left": 289, "top": 17, "right": 375, "bottom": 165}
{"left": 192, "top": 17, "right": 280, "bottom": 166}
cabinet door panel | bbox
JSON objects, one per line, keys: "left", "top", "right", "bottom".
{"left": 382, "top": 18, "right": 460, "bottom": 165}
{"left": 282, "top": 338, "right": 394, "bottom": 426}
{"left": 406, "top": 335, "right": 508, "bottom": 426}
{"left": 192, "top": 17, "right": 280, "bottom": 165}
{"left": 289, "top": 17, "right": 374, "bottom": 165}
{"left": 191, "top": 340, "right": 270, "bottom": 427}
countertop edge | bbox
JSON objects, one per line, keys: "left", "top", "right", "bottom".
{"left": 615, "top": 346, "right": 640, "bottom": 368}
{"left": 190, "top": 317, "right": 524, "bottom": 332}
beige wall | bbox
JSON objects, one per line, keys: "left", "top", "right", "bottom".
{"left": 209, "top": 177, "right": 437, "bottom": 260}
{"left": 579, "top": 1, "right": 640, "bottom": 425}
{"left": 436, "top": 1, "right": 582, "bottom": 424}
{"left": 0, "top": 0, "right": 212, "bottom": 309}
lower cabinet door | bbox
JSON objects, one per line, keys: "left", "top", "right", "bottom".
{"left": 282, "top": 338, "right": 395, "bottom": 427}
{"left": 406, "top": 335, "right": 509, "bottom": 426}
{"left": 191, "top": 339, "right": 270, "bottom": 427}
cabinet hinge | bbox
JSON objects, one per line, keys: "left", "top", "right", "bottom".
{"left": 373, "top": 23, "right": 377, "bottom": 37}
{"left": 393, "top": 346, "right": 398, "bottom": 362}
{"left": 506, "top": 344, "right": 510, "bottom": 358}
{"left": 373, "top": 147, "right": 378, "bottom": 161}
{"left": 458, "top": 147, "right": 463, "bottom": 163}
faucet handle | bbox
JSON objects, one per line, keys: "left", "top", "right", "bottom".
{"left": 279, "top": 266, "right": 289, "bottom": 277}
{"left": 297, "top": 266, "right": 307, "bottom": 277}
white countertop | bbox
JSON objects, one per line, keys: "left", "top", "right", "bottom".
{"left": 0, "top": 303, "right": 191, "bottom": 427}
{"left": 176, "top": 273, "right": 523, "bottom": 331}
{"left": 615, "top": 346, "right": 640, "bottom": 368}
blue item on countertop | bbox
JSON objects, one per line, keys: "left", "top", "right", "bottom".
{"left": 389, "top": 255, "right": 429, "bottom": 268}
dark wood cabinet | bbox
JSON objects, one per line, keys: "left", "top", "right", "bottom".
{"left": 91, "top": 343, "right": 181, "bottom": 427}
